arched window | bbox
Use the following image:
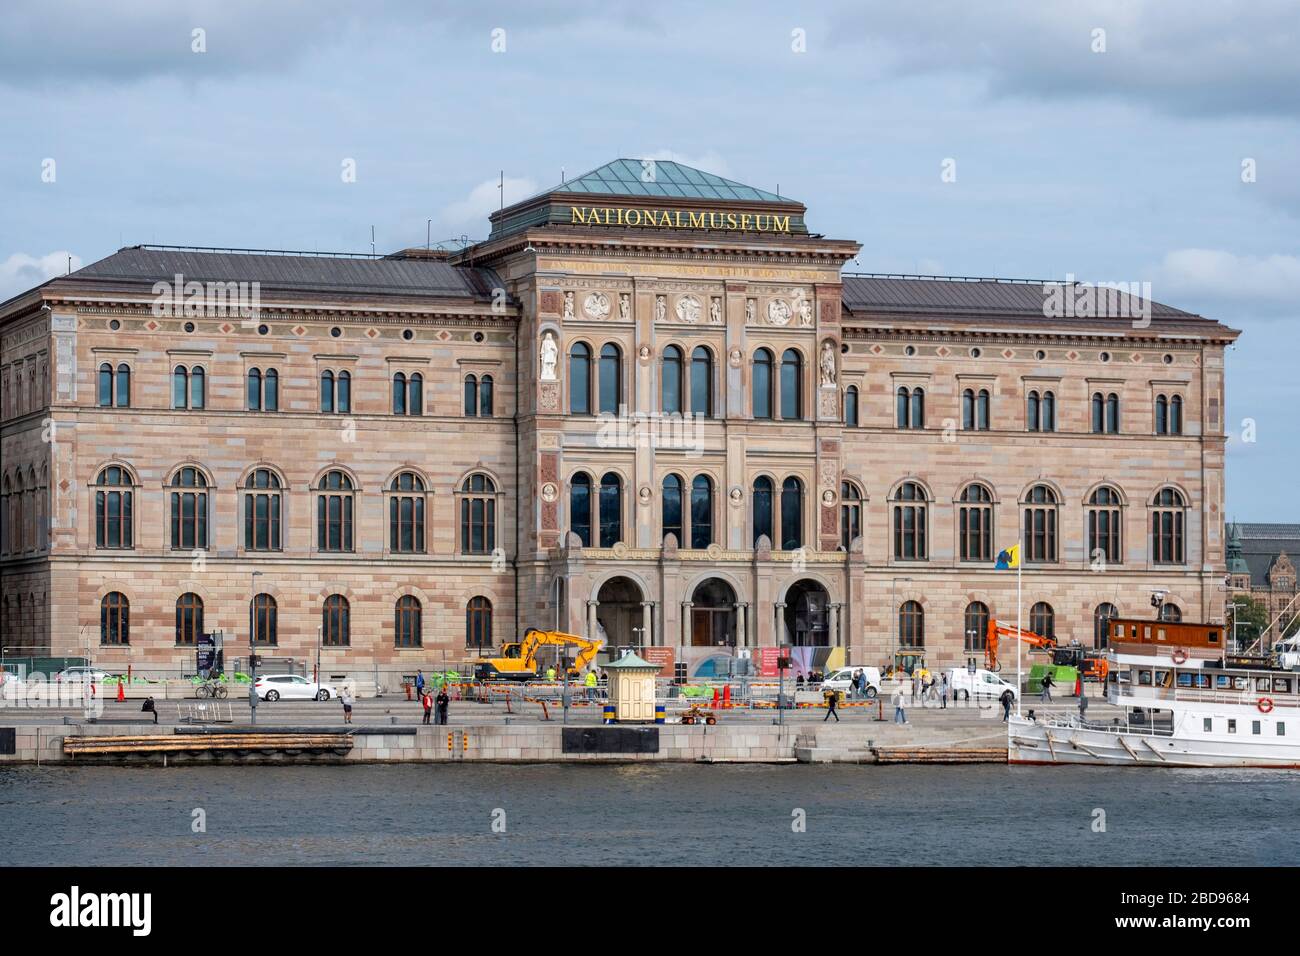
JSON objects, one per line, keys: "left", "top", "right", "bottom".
{"left": 1155, "top": 394, "right": 1168, "bottom": 435}
{"left": 599, "top": 344, "right": 621, "bottom": 415}
{"left": 1027, "top": 390, "right": 1040, "bottom": 432}
{"left": 691, "top": 346, "right": 713, "bottom": 417}
{"left": 173, "top": 365, "right": 205, "bottom": 409}
{"left": 316, "top": 470, "right": 355, "bottom": 553}
{"left": 1151, "top": 487, "right": 1186, "bottom": 564}
{"left": 101, "top": 592, "right": 129, "bottom": 645}
{"left": 243, "top": 468, "right": 282, "bottom": 551}
{"left": 569, "top": 473, "right": 591, "bottom": 547}
{"left": 247, "top": 368, "right": 262, "bottom": 411}
{"left": 661, "top": 345, "right": 683, "bottom": 415}
{"left": 408, "top": 372, "right": 423, "bottom": 416}
{"left": 690, "top": 475, "right": 713, "bottom": 549}
{"left": 780, "top": 476, "right": 803, "bottom": 550}
{"left": 321, "top": 370, "right": 334, "bottom": 413}
{"left": 599, "top": 472, "right": 622, "bottom": 548}
{"left": 98, "top": 363, "right": 113, "bottom": 407}
{"left": 1041, "top": 390, "right": 1055, "bottom": 432}
{"left": 169, "top": 466, "right": 208, "bottom": 550}
{"left": 844, "top": 385, "right": 858, "bottom": 426}
{"left": 958, "top": 483, "right": 993, "bottom": 562}
{"left": 1091, "top": 392, "right": 1104, "bottom": 434}
{"left": 1170, "top": 395, "right": 1182, "bottom": 435}
{"left": 95, "top": 465, "right": 134, "bottom": 549}
{"left": 840, "top": 481, "right": 862, "bottom": 551}
{"left": 464, "top": 374, "right": 478, "bottom": 416}
{"left": 264, "top": 368, "right": 278, "bottom": 411}
{"left": 753, "top": 476, "right": 774, "bottom": 547}
{"left": 395, "top": 595, "right": 422, "bottom": 648}
{"left": 460, "top": 473, "right": 497, "bottom": 553}
{"left": 899, "top": 600, "right": 924, "bottom": 648}
{"left": 1029, "top": 601, "right": 1055, "bottom": 640}
{"left": 175, "top": 593, "right": 204, "bottom": 646}
{"left": 392, "top": 371, "right": 407, "bottom": 415}
{"left": 892, "top": 481, "right": 927, "bottom": 560}
{"left": 570, "top": 343, "right": 592, "bottom": 414}
{"left": 662, "top": 474, "right": 683, "bottom": 546}
{"left": 897, "top": 387, "right": 924, "bottom": 429}
{"left": 337, "top": 370, "right": 351, "bottom": 413}
{"left": 752, "top": 349, "right": 773, "bottom": 419}
{"left": 478, "top": 374, "right": 492, "bottom": 417}
{"left": 1158, "top": 602, "right": 1182, "bottom": 623}
{"left": 251, "top": 594, "right": 277, "bottom": 645}
{"left": 779, "top": 349, "right": 802, "bottom": 420}
{"left": 1105, "top": 392, "right": 1119, "bottom": 433}
{"left": 466, "top": 596, "right": 493, "bottom": 649}
{"left": 320, "top": 370, "right": 350, "bottom": 413}
{"left": 976, "top": 389, "right": 990, "bottom": 430}
{"left": 389, "top": 472, "right": 426, "bottom": 553}
{"left": 323, "top": 594, "right": 350, "bottom": 647}
{"left": 1087, "top": 486, "right": 1122, "bottom": 564}
{"left": 965, "top": 601, "right": 990, "bottom": 651}
{"left": 962, "top": 389, "right": 975, "bottom": 430}
{"left": 1023, "top": 485, "right": 1058, "bottom": 563}
{"left": 1094, "top": 602, "right": 1117, "bottom": 649}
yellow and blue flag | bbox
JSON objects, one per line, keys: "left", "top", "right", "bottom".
{"left": 995, "top": 544, "right": 1020, "bottom": 570}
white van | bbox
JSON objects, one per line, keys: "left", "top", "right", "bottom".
{"left": 947, "top": 667, "right": 1019, "bottom": 701}
{"left": 822, "top": 666, "right": 882, "bottom": 699}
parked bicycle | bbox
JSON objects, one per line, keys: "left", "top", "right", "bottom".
{"left": 194, "top": 680, "right": 228, "bottom": 699}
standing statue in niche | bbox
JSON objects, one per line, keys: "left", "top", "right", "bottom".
{"left": 820, "top": 340, "right": 837, "bottom": 386}
{"left": 540, "top": 331, "right": 559, "bottom": 381}
{"left": 799, "top": 298, "right": 814, "bottom": 327}
{"left": 746, "top": 298, "right": 756, "bottom": 323}
{"left": 709, "top": 297, "right": 722, "bottom": 324}
{"left": 563, "top": 291, "right": 575, "bottom": 319}
{"left": 619, "top": 293, "right": 630, "bottom": 320}
{"left": 654, "top": 294, "right": 667, "bottom": 322}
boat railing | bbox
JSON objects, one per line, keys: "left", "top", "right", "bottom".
{"left": 1029, "top": 712, "right": 1173, "bottom": 737}
{"left": 1118, "top": 685, "right": 1293, "bottom": 708}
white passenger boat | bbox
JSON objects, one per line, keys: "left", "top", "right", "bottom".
{"left": 1009, "top": 616, "right": 1300, "bottom": 768}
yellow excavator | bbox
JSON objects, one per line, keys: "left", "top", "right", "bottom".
{"left": 472, "top": 628, "right": 603, "bottom": 681}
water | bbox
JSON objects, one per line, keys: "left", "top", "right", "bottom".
{"left": 2, "top": 764, "right": 1296, "bottom": 866}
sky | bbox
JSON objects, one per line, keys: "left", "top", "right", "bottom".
{"left": 1, "top": 0, "right": 1296, "bottom": 519}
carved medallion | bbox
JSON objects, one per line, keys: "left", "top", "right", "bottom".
{"left": 638, "top": 484, "right": 652, "bottom": 504}
{"left": 676, "top": 294, "right": 701, "bottom": 323}
{"left": 767, "top": 298, "right": 792, "bottom": 326}
{"left": 583, "top": 292, "right": 611, "bottom": 320}
{"left": 540, "top": 482, "right": 558, "bottom": 502}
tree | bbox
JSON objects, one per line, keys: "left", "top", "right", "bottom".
{"left": 1230, "top": 594, "right": 1269, "bottom": 649}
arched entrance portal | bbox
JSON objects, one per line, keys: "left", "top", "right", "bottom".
{"left": 783, "top": 579, "right": 830, "bottom": 646}
{"left": 595, "top": 576, "right": 645, "bottom": 651}
{"left": 690, "top": 578, "right": 736, "bottom": 647}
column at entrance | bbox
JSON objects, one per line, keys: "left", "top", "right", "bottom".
{"left": 640, "top": 601, "right": 654, "bottom": 647}
{"left": 774, "top": 602, "right": 787, "bottom": 646}
{"left": 828, "top": 602, "right": 840, "bottom": 647}
{"left": 586, "top": 600, "right": 599, "bottom": 641}
{"left": 680, "top": 601, "right": 692, "bottom": 646}
{"left": 734, "top": 602, "right": 749, "bottom": 647}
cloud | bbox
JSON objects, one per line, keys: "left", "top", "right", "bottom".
{"left": 829, "top": 0, "right": 1300, "bottom": 119}
{"left": 0, "top": 251, "right": 83, "bottom": 302}
{"left": 439, "top": 176, "right": 539, "bottom": 230}
{"left": 1151, "top": 249, "right": 1300, "bottom": 317}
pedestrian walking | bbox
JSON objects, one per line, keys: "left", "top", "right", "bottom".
{"left": 940, "top": 673, "right": 948, "bottom": 709}
{"left": 1040, "top": 671, "right": 1055, "bottom": 703}
{"left": 823, "top": 688, "right": 840, "bottom": 722}
{"left": 141, "top": 696, "right": 158, "bottom": 724}
{"left": 999, "top": 687, "right": 1014, "bottom": 721}
{"left": 435, "top": 687, "right": 450, "bottom": 725}
{"left": 414, "top": 669, "right": 425, "bottom": 701}
{"left": 340, "top": 687, "right": 354, "bottom": 724}
{"left": 910, "top": 672, "right": 919, "bottom": 701}
{"left": 893, "top": 685, "right": 907, "bottom": 724}
{"left": 421, "top": 688, "right": 433, "bottom": 725}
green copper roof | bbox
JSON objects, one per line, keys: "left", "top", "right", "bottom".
{"left": 550, "top": 159, "right": 789, "bottom": 203}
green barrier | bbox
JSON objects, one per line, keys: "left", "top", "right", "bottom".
{"left": 1027, "top": 663, "right": 1078, "bottom": 693}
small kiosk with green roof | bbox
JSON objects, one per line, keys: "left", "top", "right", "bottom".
{"left": 603, "top": 651, "right": 659, "bottom": 723}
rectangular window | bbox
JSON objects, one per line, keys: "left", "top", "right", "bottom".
{"left": 1278, "top": 723, "right": 1286, "bottom": 736}
{"left": 1227, "top": 719, "right": 1237, "bottom": 734}
{"left": 1252, "top": 721, "right": 1261, "bottom": 735}
{"left": 1203, "top": 718, "right": 1212, "bottom": 732}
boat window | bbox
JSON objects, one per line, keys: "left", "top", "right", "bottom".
{"left": 1143, "top": 626, "right": 1152, "bottom": 642}
{"left": 1156, "top": 628, "right": 1167, "bottom": 642}
{"left": 1215, "top": 675, "right": 1231, "bottom": 689}
{"left": 1203, "top": 718, "right": 1212, "bottom": 732}
{"left": 1227, "top": 719, "right": 1237, "bottom": 734}
{"left": 1176, "top": 672, "right": 1193, "bottom": 687}
{"left": 1279, "top": 723, "right": 1287, "bottom": 736}
{"left": 1207, "top": 630, "right": 1220, "bottom": 644}
{"left": 1273, "top": 678, "right": 1292, "bottom": 694}
{"left": 1156, "top": 670, "right": 1171, "bottom": 688}
{"left": 1252, "top": 721, "right": 1262, "bottom": 735}
{"left": 1256, "top": 677, "right": 1271, "bottom": 692}
{"left": 1195, "top": 674, "right": 1210, "bottom": 688}
{"left": 1138, "top": 670, "right": 1153, "bottom": 686}
{"left": 1233, "top": 677, "right": 1248, "bottom": 691}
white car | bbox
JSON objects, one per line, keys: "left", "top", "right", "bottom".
{"left": 56, "top": 666, "right": 112, "bottom": 683}
{"left": 948, "top": 667, "right": 1019, "bottom": 701}
{"left": 821, "top": 666, "right": 882, "bottom": 698}
{"left": 253, "top": 674, "right": 337, "bottom": 702}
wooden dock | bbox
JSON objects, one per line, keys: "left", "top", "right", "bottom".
{"left": 871, "top": 746, "right": 1006, "bottom": 764}
{"left": 63, "top": 732, "right": 354, "bottom": 761}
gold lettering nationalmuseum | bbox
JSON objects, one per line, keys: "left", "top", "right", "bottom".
{"left": 567, "top": 205, "right": 793, "bottom": 233}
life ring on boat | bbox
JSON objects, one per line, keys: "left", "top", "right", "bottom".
{"left": 1258, "top": 697, "right": 1275, "bottom": 714}
{"left": 1171, "top": 648, "right": 1188, "bottom": 664}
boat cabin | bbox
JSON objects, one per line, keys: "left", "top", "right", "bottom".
{"left": 1107, "top": 617, "right": 1225, "bottom": 655}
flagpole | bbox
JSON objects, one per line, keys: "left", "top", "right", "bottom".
{"left": 1016, "top": 556, "right": 1022, "bottom": 717}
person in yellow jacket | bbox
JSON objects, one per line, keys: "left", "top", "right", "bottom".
{"left": 545, "top": 665, "right": 556, "bottom": 681}
{"left": 584, "top": 668, "right": 598, "bottom": 700}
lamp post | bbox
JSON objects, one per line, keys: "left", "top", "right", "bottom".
{"left": 248, "top": 570, "right": 262, "bottom": 725}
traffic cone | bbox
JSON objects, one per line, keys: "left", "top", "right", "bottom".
{"left": 711, "top": 687, "right": 720, "bottom": 708}
{"left": 722, "top": 684, "right": 731, "bottom": 709}
{"left": 116, "top": 680, "right": 125, "bottom": 702}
